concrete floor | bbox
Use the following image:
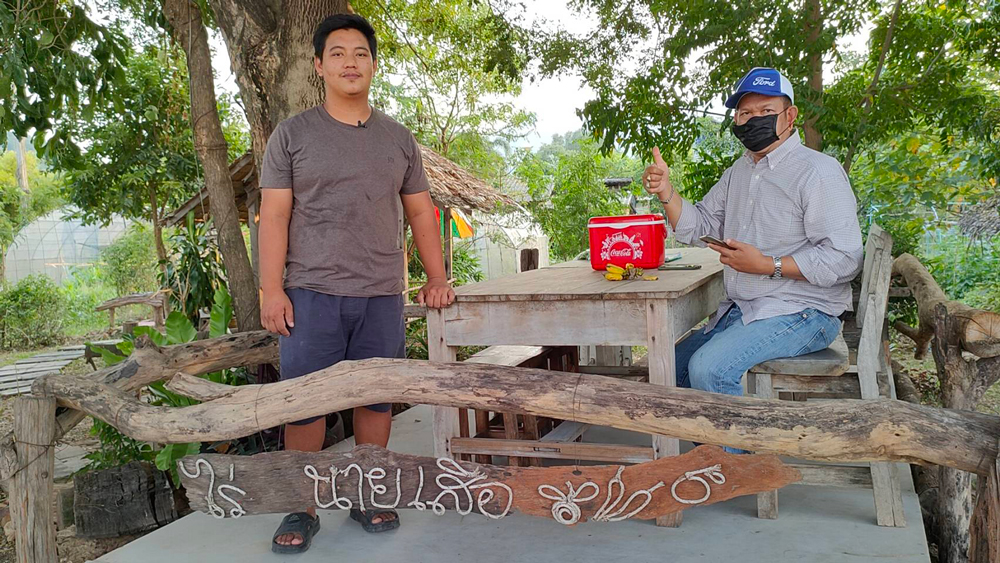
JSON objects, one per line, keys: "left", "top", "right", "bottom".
{"left": 96, "top": 405, "right": 930, "bottom": 563}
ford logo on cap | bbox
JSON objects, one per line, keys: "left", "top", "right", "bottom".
{"left": 725, "top": 67, "right": 794, "bottom": 109}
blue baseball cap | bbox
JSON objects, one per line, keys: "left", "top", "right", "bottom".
{"left": 724, "top": 67, "right": 795, "bottom": 109}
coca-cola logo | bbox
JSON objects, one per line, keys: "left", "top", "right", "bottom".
{"left": 600, "top": 232, "right": 644, "bottom": 262}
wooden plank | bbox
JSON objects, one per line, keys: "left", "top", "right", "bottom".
{"left": 448, "top": 438, "right": 655, "bottom": 464}
{"left": 403, "top": 304, "right": 427, "bottom": 318}
{"left": 856, "top": 223, "right": 884, "bottom": 328}
{"left": 856, "top": 230, "right": 907, "bottom": 528}
{"left": 540, "top": 421, "right": 591, "bottom": 443}
{"left": 646, "top": 298, "right": 682, "bottom": 528}
{"left": 0, "top": 368, "right": 66, "bottom": 383}
{"left": 465, "top": 346, "right": 549, "bottom": 367}
{"left": 578, "top": 365, "right": 649, "bottom": 377}
{"left": 770, "top": 375, "right": 861, "bottom": 396}
{"left": 754, "top": 373, "right": 779, "bottom": 520}
{"left": 428, "top": 308, "right": 460, "bottom": 459}
{"left": 10, "top": 395, "right": 57, "bottom": 563}
{"left": 442, "top": 300, "right": 649, "bottom": 346}
{"left": 454, "top": 248, "right": 723, "bottom": 302}
{"left": 792, "top": 463, "right": 874, "bottom": 488}
{"left": 3, "top": 360, "right": 72, "bottom": 372}
{"left": 178, "top": 444, "right": 801, "bottom": 523}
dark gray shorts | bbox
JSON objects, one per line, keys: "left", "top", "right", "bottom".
{"left": 279, "top": 289, "right": 405, "bottom": 425}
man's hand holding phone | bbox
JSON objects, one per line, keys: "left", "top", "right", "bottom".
{"left": 701, "top": 235, "right": 774, "bottom": 276}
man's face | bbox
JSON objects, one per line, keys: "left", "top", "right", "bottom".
{"left": 314, "top": 28, "right": 376, "bottom": 98}
{"left": 734, "top": 93, "right": 795, "bottom": 130}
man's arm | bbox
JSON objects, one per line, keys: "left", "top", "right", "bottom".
{"left": 259, "top": 188, "right": 295, "bottom": 335}
{"left": 643, "top": 146, "right": 727, "bottom": 244}
{"left": 401, "top": 191, "right": 455, "bottom": 308}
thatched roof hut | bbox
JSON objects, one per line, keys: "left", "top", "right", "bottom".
{"left": 959, "top": 192, "right": 1000, "bottom": 240}
{"left": 163, "top": 147, "right": 513, "bottom": 227}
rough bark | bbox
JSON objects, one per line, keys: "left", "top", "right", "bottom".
{"left": 74, "top": 461, "right": 177, "bottom": 538}
{"left": 894, "top": 359, "right": 941, "bottom": 545}
{"left": 205, "top": 0, "right": 352, "bottom": 173}
{"left": 932, "top": 303, "right": 1000, "bottom": 563}
{"left": 893, "top": 253, "right": 1000, "bottom": 359}
{"left": 801, "top": 0, "right": 824, "bottom": 151}
{"left": 178, "top": 444, "right": 800, "bottom": 522}
{"left": 162, "top": 0, "right": 261, "bottom": 332}
{"left": 28, "top": 357, "right": 1000, "bottom": 475}
{"left": 970, "top": 439, "right": 1000, "bottom": 563}
{"left": 0, "top": 332, "right": 278, "bottom": 491}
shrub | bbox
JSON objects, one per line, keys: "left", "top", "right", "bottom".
{"left": 0, "top": 274, "right": 65, "bottom": 349}
{"left": 101, "top": 223, "right": 159, "bottom": 296}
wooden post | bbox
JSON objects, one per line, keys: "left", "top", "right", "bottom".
{"left": 247, "top": 187, "right": 261, "bottom": 290}
{"left": 646, "top": 299, "right": 682, "bottom": 528}
{"left": 427, "top": 308, "right": 460, "bottom": 459}
{"left": 11, "top": 395, "right": 57, "bottom": 563}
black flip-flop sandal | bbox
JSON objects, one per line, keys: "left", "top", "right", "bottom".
{"left": 350, "top": 508, "right": 401, "bottom": 533}
{"left": 272, "top": 512, "right": 321, "bottom": 554}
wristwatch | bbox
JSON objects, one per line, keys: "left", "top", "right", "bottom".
{"left": 770, "top": 256, "right": 783, "bottom": 279}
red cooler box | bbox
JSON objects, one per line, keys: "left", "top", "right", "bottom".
{"left": 588, "top": 214, "right": 667, "bottom": 271}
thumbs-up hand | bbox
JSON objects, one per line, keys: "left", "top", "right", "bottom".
{"left": 643, "top": 147, "right": 674, "bottom": 201}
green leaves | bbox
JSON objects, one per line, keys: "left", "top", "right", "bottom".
{"left": 209, "top": 286, "right": 232, "bottom": 338}
{"left": 165, "top": 311, "right": 197, "bottom": 344}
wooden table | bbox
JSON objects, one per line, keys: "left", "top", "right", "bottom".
{"left": 426, "top": 247, "right": 725, "bottom": 527}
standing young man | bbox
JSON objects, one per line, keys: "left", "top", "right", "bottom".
{"left": 258, "top": 14, "right": 455, "bottom": 553}
{"left": 642, "top": 67, "right": 863, "bottom": 451}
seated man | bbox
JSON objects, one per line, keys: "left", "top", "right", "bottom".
{"left": 642, "top": 67, "right": 863, "bottom": 414}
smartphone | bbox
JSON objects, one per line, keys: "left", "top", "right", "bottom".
{"left": 658, "top": 264, "right": 702, "bottom": 270}
{"left": 699, "top": 235, "right": 735, "bottom": 250}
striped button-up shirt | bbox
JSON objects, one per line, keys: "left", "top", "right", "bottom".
{"left": 673, "top": 131, "right": 863, "bottom": 330}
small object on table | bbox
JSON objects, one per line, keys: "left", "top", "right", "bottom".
{"left": 658, "top": 264, "right": 703, "bottom": 271}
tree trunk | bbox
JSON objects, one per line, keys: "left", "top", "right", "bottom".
{"left": 969, "top": 439, "right": 999, "bottom": 563}
{"left": 801, "top": 0, "right": 824, "bottom": 151}
{"left": 14, "top": 137, "right": 30, "bottom": 197}
{"left": 893, "top": 253, "right": 1000, "bottom": 360}
{"left": 74, "top": 461, "right": 177, "bottom": 538}
{"left": 178, "top": 444, "right": 799, "bottom": 522}
{"left": 148, "top": 184, "right": 169, "bottom": 279}
{"left": 206, "top": 0, "right": 352, "bottom": 173}
{"left": 29, "top": 355, "right": 1000, "bottom": 475}
{"left": 931, "top": 304, "right": 1000, "bottom": 563}
{"left": 162, "top": 0, "right": 262, "bottom": 332}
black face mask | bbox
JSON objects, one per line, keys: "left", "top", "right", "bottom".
{"left": 731, "top": 114, "right": 780, "bottom": 152}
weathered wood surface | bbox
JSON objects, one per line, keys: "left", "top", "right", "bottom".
{"left": 95, "top": 291, "right": 167, "bottom": 311}
{"left": 455, "top": 247, "right": 722, "bottom": 302}
{"left": 10, "top": 396, "right": 57, "bottom": 563}
{"left": 751, "top": 332, "right": 850, "bottom": 376}
{"left": 178, "top": 444, "right": 800, "bottom": 524}
{"left": 893, "top": 253, "right": 1000, "bottom": 359}
{"left": 0, "top": 331, "right": 278, "bottom": 490}
{"left": 29, "top": 358, "right": 1000, "bottom": 476}
{"left": 74, "top": 461, "right": 177, "bottom": 538}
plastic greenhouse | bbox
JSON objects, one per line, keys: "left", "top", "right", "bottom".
{"left": 3, "top": 208, "right": 130, "bottom": 285}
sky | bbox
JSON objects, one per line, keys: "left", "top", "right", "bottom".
{"left": 206, "top": 1, "right": 872, "bottom": 151}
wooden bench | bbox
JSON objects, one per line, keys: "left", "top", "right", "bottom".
{"left": 96, "top": 291, "right": 168, "bottom": 331}
{"left": 747, "top": 223, "right": 906, "bottom": 527}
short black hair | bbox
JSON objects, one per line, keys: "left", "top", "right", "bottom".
{"left": 313, "top": 14, "right": 377, "bottom": 61}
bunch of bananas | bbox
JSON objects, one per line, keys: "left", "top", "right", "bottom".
{"left": 604, "top": 263, "right": 658, "bottom": 281}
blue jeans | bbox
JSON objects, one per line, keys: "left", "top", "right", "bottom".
{"left": 675, "top": 305, "right": 842, "bottom": 452}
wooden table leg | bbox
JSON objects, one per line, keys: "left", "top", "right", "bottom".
{"left": 646, "top": 299, "right": 682, "bottom": 528}
{"left": 427, "top": 308, "right": 460, "bottom": 459}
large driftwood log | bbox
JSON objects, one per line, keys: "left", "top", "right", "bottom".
{"left": 178, "top": 444, "right": 800, "bottom": 523}
{"left": 893, "top": 253, "right": 1000, "bottom": 359}
{"left": 31, "top": 358, "right": 1000, "bottom": 475}
{"left": 0, "top": 331, "right": 278, "bottom": 489}
{"left": 74, "top": 461, "right": 177, "bottom": 538}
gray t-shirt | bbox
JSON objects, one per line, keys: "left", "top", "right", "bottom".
{"left": 260, "top": 106, "right": 430, "bottom": 297}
